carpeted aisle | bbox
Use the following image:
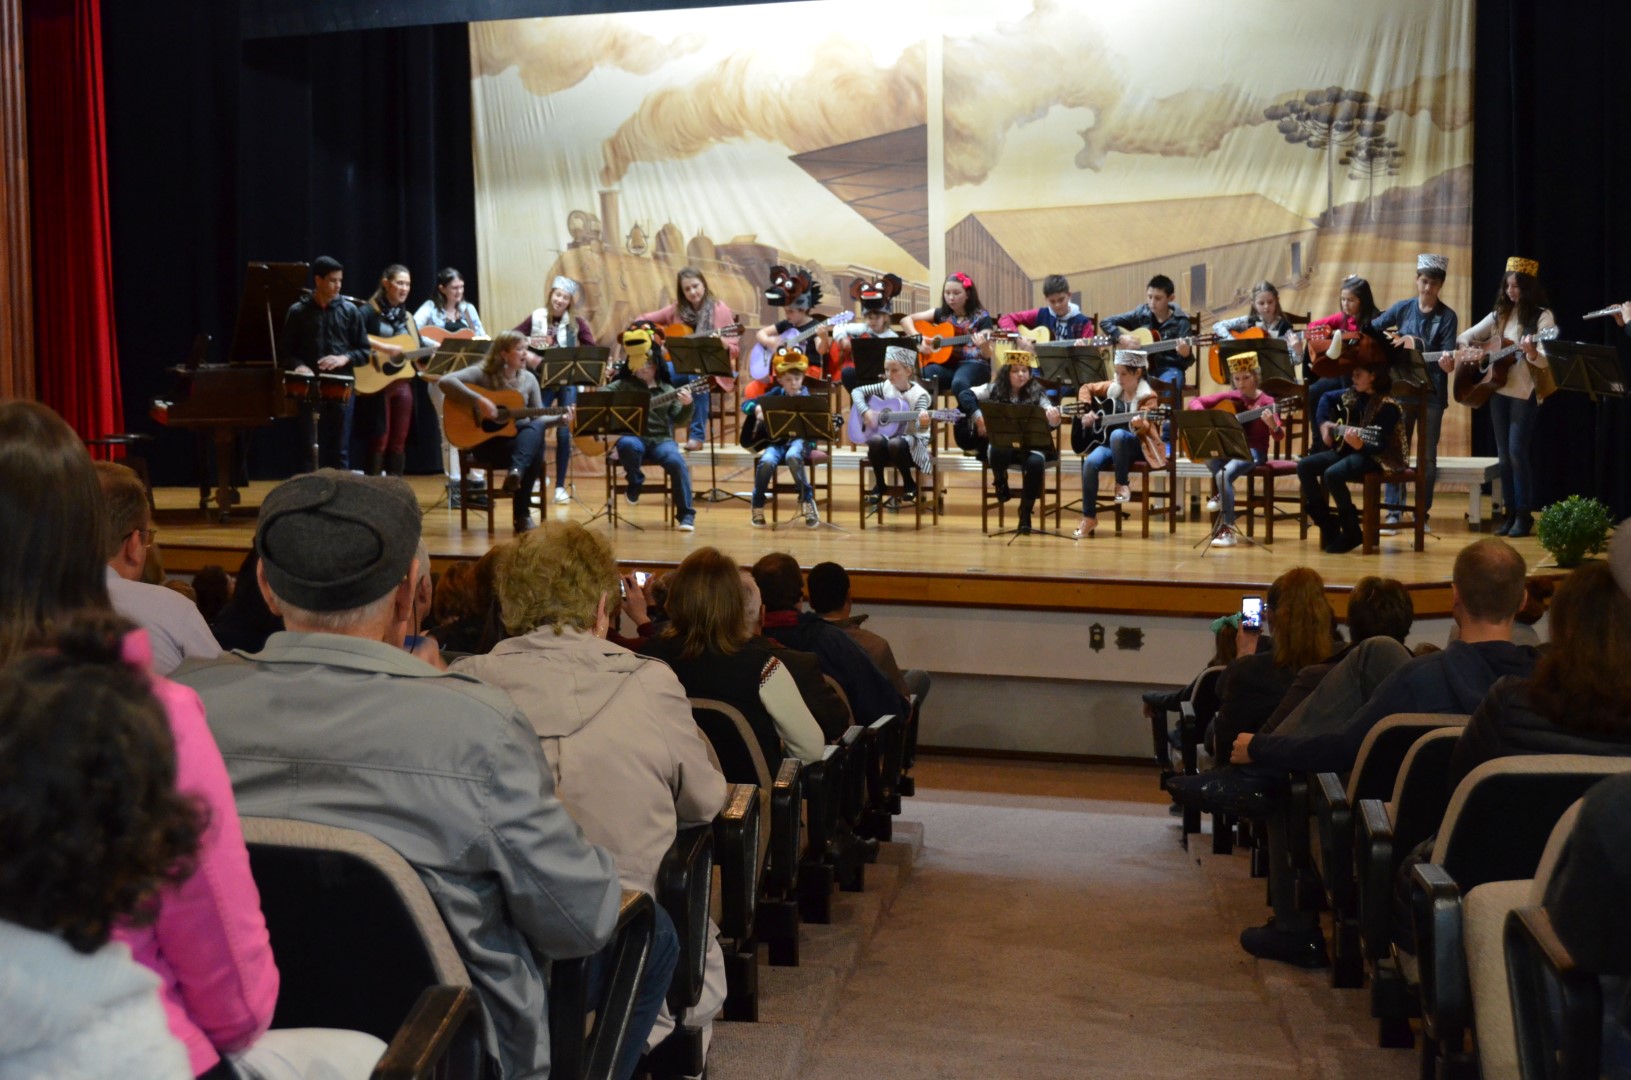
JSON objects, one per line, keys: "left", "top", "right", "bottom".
{"left": 800, "top": 789, "right": 1418, "bottom": 1080}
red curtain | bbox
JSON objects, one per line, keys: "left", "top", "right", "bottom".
{"left": 25, "top": 0, "right": 121, "bottom": 438}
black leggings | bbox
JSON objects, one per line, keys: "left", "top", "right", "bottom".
{"left": 866, "top": 435, "right": 916, "bottom": 489}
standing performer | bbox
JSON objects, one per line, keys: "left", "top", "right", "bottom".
{"left": 439, "top": 330, "right": 567, "bottom": 533}
{"left": 1304, "top": 275, "right": 1383, "bottom": 405}
{"left": 279, "top": 255, "right": 369, "bottom": 471}
{"left": 415, "top": 267, "right": 486, "bottom": 501}
{"left": 852, "top": 346, "right": 932, "bottom": 506}
{"left": 357, "top": 264, "right": 419, "bottom": 477}
{"left": 1102, "top": 274, "right": 1192, "bottom": 388}
{"left": 1186, "top": 351, "right": 1283, "bottom": 548}
{"left": 961, "top": 344, "right": 1059, "bottom": 536}
{"left": 829, "top": 274, "right": 903, "bottom": 392}
{"left": 1371, "top": 254, "right": 1458, "bottom": 531}
{"left": 906, "top": 272, "right": 994, "bottom": 397}
{"left": 1073, "top": 350, "right": 1159, "bottom": 539}
{"left": 1296, "top": 358, "right": 1404, "bottom": 554}
{"left": 1452, "top": 257, "right": 1557, "bottom": 538}
{"left": 998, "top": 274, "right": 1096, "bottom": 343}
{"left": 639, "top": 267, "right": 739, "bottom": 452}
{"left": 515, "top": 276, "right": 596, "bottom": 506}
{"left": 740, "top": 348, "right": 820, "bottom": 528}
{"left": 606, "top": 326, "right": 697, "bottom": 531}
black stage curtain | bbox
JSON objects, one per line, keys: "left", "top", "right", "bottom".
{"left": 1472, "top": 0, "right": 1631, "bottom": 519}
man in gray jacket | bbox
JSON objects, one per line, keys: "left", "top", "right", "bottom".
{"left": 174, "top": 471, "right": 631, "bottom": 1079}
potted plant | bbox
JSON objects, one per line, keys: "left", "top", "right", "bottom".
{"left": 1535, "top": 496, "right": 1614, "bottom": 567}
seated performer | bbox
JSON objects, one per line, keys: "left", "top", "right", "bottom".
{"left": 1371, "top": 254, "right": 1458, "bottom": 531}
{"left": 1296, "top": 356, "right": 1404, "bottom": 554}
{"left": 829, "top": 274, "right": 903, "bottom": 391}
{"left": 906, "top": 272, "right": 994, "bottom": 396}
{"left": 1101, "top": 274, "right": 1192, "bottom": 388}
{"left": 279, "top": 255, "right": 370, "bottom": 471}
{"left": 752, "top": 266, "right": 830, "bottom": 395}
{"left": 515, "top": 276, "right": 596, "bottom": 506}
{"left": 1211, "top": 279, "right": 1298, "bottom": 343}
{"left": 606, "top": 326, "right": 697, "bottom": 530}
{"left": 357, "top": 264, "right": 420, "bottom": 477}
{"left": 852, "top": 346, "right": 932, "bottom": 507}
{"left": 638, "top": 266, "right": 738, "bottom": 452}
{"left": 1303, "top": 274, "right": 1382, "bottom": 404}
{"left": 439, "top": 330, "right": 568, "bottom": 533}
{"left": 959, "top": 343, "right": 1059, "bottom": 536}
{"left": 997, "top": 273, "right": 1095, "bottom": 343}
{"left": 740, "top": 347, "right": 821, "bottom": 529}
{"left": 415, "top": 267, "right": 486, "bottom": 500}
{"left": 1186, "top": 350, "right": 1283, "bottom": 548}
{"left": 1072, "top": 349, "right": 1159, "bottom": 539}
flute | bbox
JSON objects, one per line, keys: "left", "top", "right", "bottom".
{"left": 1582, "top": 303, "right": 1624, "bottom": 320}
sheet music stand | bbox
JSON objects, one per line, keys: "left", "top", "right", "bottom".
{"left": 1218, "top": 337, "right": 1296, "bottom": 385}
{"left": 665, "top": 335, "right": 746, "bottom": 504}
{"left": 980, "top": 401, "right": 1070, "bottom": 543}
{"left": 756, "top": 393, "right": 846, "bottom": 533}
{"left": 421, "top": 338, "right": 487, "bottom": 379}
{"left": 534, "top": 346, "right": 611, "bottom": 390}
{"left": 574, "top": 390, "right": 649, "bottom": 529}
{"left": 1545, "top": 339, "right": 1627, "bottom": 504}
{"left": 1176, "top": 409, "right": 1257, "bottom": 554}
{"left": 849, "top": 335, "right": 917, "bottom": 387}
{"left": 1387, "top": 347, "right": 1433, "bottom": 393}
{"left": 1036, "top": 342, "right": 1109, "bottom": 387}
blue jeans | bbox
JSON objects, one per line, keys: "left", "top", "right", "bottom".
{"left": 1298, "top": 448, "right": 1376, "bottom": 517}
{"left": 1385, "top": 397, "right": 1443, "bottom": 513}
{"left": 587, "top": 903, "right": 678, "bottom": 1080}
{"left": 687, "top": 390, "right": 709, "bottom": 443}
{"left": 921, "top": 360, "right": 989, "bottom": 396}
{"left": 1488, "top": 392, "right": 1538, "bottom": 513}
{"left": 753, "top": 439, "right": 812, "bottom": 507}
{"left": 1207, "top": 448, "right": 1265, "bottom": 525}
{"left": 1081, "top": 428, "right": 1138, "bottom": 508}
{"left": 615, "top": 435, "right": 694, "bottom": 520}
{"left": 1149, "top": 364, "right": 1186, "bottom": 389}
{"left": 472, "top": 423, "right": 546, "bottom": 523}
{"left": 538, "top": 384, "right": 577, "bottom": 489}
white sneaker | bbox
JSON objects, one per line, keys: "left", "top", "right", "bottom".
{"left": 1211, "top": 526, "right": 1238, "bottom": 548}
{"left": 1379, "top": 513, "right": 1400, "bottom": 537}
{"left": 1114, "top": 485, "right": 1131, "bottom": 503}
{"left": 1205, "top": 496, "right": 1220, "bottom": 513}
{"left": 553, "top": 487, "right": 570, "bottom": 504}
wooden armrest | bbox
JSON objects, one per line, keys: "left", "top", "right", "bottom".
{"left": 371, "top": 985, "right": 475, "bottom": 1080}
{"left": 714, "top": 784, "right": 760, "bottom": 942}
{"left": 1357, "top": 798, "right": 1396, "bottom": 962}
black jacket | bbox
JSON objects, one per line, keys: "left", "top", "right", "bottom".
{"left": 1448, "top": 675, "right": 1631, "bottom": 791}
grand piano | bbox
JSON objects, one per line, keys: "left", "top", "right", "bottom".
{"left": 151, "top": 262, "right": 308, "bottom": 520}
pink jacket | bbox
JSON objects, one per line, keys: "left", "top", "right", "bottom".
{"left": 113, "top": 632, "right": 278, "bottom": 1075}
{"left": 638, "top": 300, "right": 741, "bottom": 360}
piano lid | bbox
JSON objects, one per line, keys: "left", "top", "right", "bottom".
{"left": 229, "top": 261, "right": 310, "bottom": 366}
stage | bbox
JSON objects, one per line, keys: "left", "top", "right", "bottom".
{"left": 150, "top": 451, "right": 1524, "bottom": 621}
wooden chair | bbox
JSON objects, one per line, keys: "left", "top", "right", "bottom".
{"left": 857, "top": 377, "right": 943, "bottom": 530}
{"left": 1125, "top": 373, "right": 1182, "bottom": 537}
{"left": 758, "top": 376, "right": 835, "bottom": 526}
{"left": 979, "top": 432, "right": 1063, "bottom": 533}
{"left": 1241, "top": 376, "right": 1309, "bottom": 543}
{"left": 455, "top": 447, "right": 510, "bottom": 536}
{"left": 604, "top": 443, "right": 676, "bottom": 530}
{"left": 1362, "top": 380, "right": 1428, "bottom": 554}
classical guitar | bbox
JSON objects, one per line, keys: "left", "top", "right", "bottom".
{"left": 1118, "top": 325, "right": 1215, "bottom": 359}
{"left": 418, "top": 325, "right": 480, "bottom": 345}
{"left": 911, "top": 319, "right": 1003, "bottom": 368}
{"left": 1207, "top": 398, "right": 1284, "bottom": 426}
{"left": 1207, "top": 325, "right": 1265, "bottom": 384}
{"left": 1068, "top": 399, "right": 1171, "bottom": 467}
{"left": 1326, "top": 422, "right": 1382, "bottom": 448}
{"left": 746, "top": 311, "right": 854, "bottom": 380}
{"left": 353, "top": 330, "right": 439, "bottom": 395}
{"left": 1305, "top": 327, "right": 1394, "bottom": 380}
{"left": 847, "top": 395, "right": 961, "bottom": 445}
{"left": 661, "top": 321, "right": 744, "bottom": 341}
{"left": 1450, "top": 327, "right": 1559, "bottom": 408}
{"left": 444, "top": 385, "right": 572, "bottom": 449}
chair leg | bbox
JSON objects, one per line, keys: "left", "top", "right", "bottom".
{"left": 1141, "top": 472, "right": 1152, "bottom": 539}
{"left": 1362, "top": 475, "right": 1379, "bottom": 555}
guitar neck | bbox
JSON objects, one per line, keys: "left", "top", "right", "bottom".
{"left": 649, "top": 377, "right": 708, "bottom": 407}
{"left": 507, "top": 406, "right": 572, "bottom": 420}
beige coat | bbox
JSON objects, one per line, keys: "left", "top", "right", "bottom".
{"left": 454, "top": 626, "right": 727, "bottom": 895}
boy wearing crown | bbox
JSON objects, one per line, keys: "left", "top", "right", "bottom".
{"left": 607, "top": 325, "right": 697, "bottom": 530}
{"left": 741, "top": 348, "right": 820, "bottom": 528}
{"left": 1185, "top": 351, "right": 1283, "bottom": 547}
{"left": 1370, "top": 253, "right": 1458, "bottom": 531}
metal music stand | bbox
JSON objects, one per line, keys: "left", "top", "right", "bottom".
{"left": 534, "top": 346, "right": 611, "bottom": 390}
{"left": 1036, "top": 342, "right": 1110, "bottom": 388}
{"left": 574, "top": 389, "right": 648, "bottom": 529}
{"left": 1544, "top": 339, "right": 1627, "bottom": 503}
{"left": 665, "top": 335, "right": 747, "bottom": 504}
{"left": 980, "top": 401, "right": 1071, "bottom": 543}
{"left": 1218, "top": 337, "right": 1296, "bottom": 385}
{"left": 1176, "top": 409, "right": 1256, "bottom": 554}
{"left": 756, "top": 392, "right": 847, "bottom": 533}
{"left": 849, "top": 335, "right": 919, "bottom": 386}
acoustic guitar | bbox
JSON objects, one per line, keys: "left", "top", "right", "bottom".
{"left": 1067, "top": 398, "right": 1171, "bottom": 467}
{"left": 444, "top": 385, "right": 572, "bottom": 449}
{"left": 847, "top": 395, "right": 961, "bottom": 445}
{"left": 354, "top": 330, "right": 438, "bottom": 395}
{"left": 418, "top": 325, "right": 480, "bottom": 345}
{"left": 1207, "top": 325, "right": 1266, "bottom": 384}
{"left": 911, "top": 319, "right": 1005, "bottom": 369}
{"left": 746, "top": 312, "right": 854, "bottom": 380}
{"left": 1117, "top": 325, "right": 1215, "bottom": 360}
{"left": 1450, "top": 327, "right": 1559, "bottom": 408}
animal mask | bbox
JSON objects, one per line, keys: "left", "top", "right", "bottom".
{"left": 850, "top": 273, "right": 903, "bottom": 313}
{"left": 765, "top": 265, "right": 822, "bottom": 309}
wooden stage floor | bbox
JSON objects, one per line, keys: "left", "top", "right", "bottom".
{"left": 152, "top": 467, "right": 1536, "bottom": 619}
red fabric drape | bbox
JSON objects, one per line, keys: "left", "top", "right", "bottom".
{"left": 25, "top": 0, "right": 121, "bottom": 438}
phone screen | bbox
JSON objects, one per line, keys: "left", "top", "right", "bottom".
{"left": 635, "top": 571, "right": 650, "bottom": 588}
{"left": 1241, "top": 596, "right": 1263, "bottom": 630}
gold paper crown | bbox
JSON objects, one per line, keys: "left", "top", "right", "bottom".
{"left": 1226, "top": 350, "right": 1260, "bottom": 375}
{"left": 1506, "top": 256, "right": 1539, "bottom": 277}
{"left": 993, "top": 342, "right": 1038, "bottom": 368}
{"left": 772, "top": 348, "right": 809, "bottom": 376}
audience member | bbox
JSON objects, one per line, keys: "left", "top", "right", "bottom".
{"left": 805, "top": 560, "right": 931, "bottom": 706}
{"left": 741, "top": 568, "right": 852, "bottom": 740}
{"left": 751, "top": 553, "right": 910, "bottom": 726}
{"left": 639, "top": 548, "right": 826, "bottom": 766}
{"left": 190, "top": 565, "right": 232, "bottom": 626}
{"left": 453, "top": 522, "right": 727, "bottom": 1063}
{"left": 94, "top": 461, "right": 221, "bottom": 675}
{"left": 208, "top": 551, "right": 283, "bottom": 655}
{"left": 163, "top": 578, "right": 199, "bottom": 605}
{"left": 0, "top": 617, "right": 203, "bottom": 1079}
{"left": 433, "top": 541, "right": 513, "bottom": 655}
{"left": 174, "top": 471, "right": 630, "bottom": 1079}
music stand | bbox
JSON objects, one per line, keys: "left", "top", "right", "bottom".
{"left": 756, "top": 393, "right": 846, "bottom": 533}
{"left": 1218, "top": 337, "right": 1296, "bottom": 385}
{"left": 1386, "top": 346, "right": 1433, "bottom": 393}
{"left": 1546, "top": 339, "right": 1627, "bottom": 505}
{"left": 666, "top": 335, "right": 746, "bottom": 504}
{"left": 849, "top": 335, "right": 918, "bottom": 387}
{"left": 534, "top": 346, "right": 611, "bottom": 390}
{"left": 1035, "top": 342, "right": 1109, "bottom": 387}
{"left": 1176, "top": 409, "right": 1257, "bottom": 555}
{"left": 421, "top": 338, "right": 487, "bottom": 379}
{"left": 980, "top": 401, "right": 1071, "bottom": 543}
{"left": 574, "top": 390, "right": 649, "bottom": 529}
